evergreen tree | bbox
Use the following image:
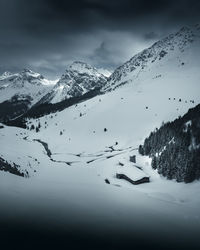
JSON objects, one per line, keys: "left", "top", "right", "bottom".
{"left": 152, "top": 156, "right": 157, "bottom": 170}
{"left": 30, "top": 124, "right": 35, "bottom": 130}
{"left": 138, "top": 104, "right": 200, "bottom": 183}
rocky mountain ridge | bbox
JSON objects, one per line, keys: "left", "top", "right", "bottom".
{"left": 38, "top": 61, "right": 107, "bottom": 104}
{"left": 103, "top": 24, "right": 200, "bottom": 91}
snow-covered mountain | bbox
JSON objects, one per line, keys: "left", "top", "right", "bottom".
{"left": 2, "top": 24, "right": 200, "bottom": 177}
{"left": 10, "top": 24, "right": 199, "bottom": 183}
{"left": 103, "top": 24, "right": 200, "bottom": 92}
{"left": 38, "top": 61, "right": 107, "bottom": 104}
{"left": 1, "top": 25, "right": 200, "bottom": 248}
{"left": 0, "top": 69, "right": 56, "bottom": 104}
{"left": 0, "top": 69, "right": 56, "bottom": 121}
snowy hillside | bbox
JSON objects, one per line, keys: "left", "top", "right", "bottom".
{"left": 38, "top": 61, "right": 107, "bottom": 104}
{"left": 139, "top": 104, "right": 200, "bottom": 182}
{"left": 0, "top": 69, "right": 56, "bottom": 104}
{"left": 1, "top": 25, "right": 200, "bottom": 249}
{"left": 0, "top": 69, "right": 56, "bottom": 121}
{"left": 104, "top": 24, "right": 200, "bottom": 92}
{"left": 1, "top": 81, "right": 200, "bottom": 248}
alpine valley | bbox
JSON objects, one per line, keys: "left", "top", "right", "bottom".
{"left": 1, "top": 24, "right": 200, "bottom": 249}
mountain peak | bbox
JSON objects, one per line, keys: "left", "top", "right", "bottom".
{"left": 0, "top": 71, "right": 13, "bottom": 80}
{"left": 21, "top": 68, "right": 33, "bottom": 73}
{"left": 0, "top": 68, "right": 54, "bottom": 111}
{"left": 66, "top": 61, "right": 99, "bottom": 76}
{"left": 20, "top": 68, "right": 43, "bottom": 78}
{"left": 103, "top": 24, "right": 200, "bottom": 92}
{"left": 69, "top": 61, "right": 92, "bottom": 69}
{"left": 39, "top": 61, "right": 107, "bottom": 104}
{"left": 178, "top": 23, "right": 200, "bottom": 34}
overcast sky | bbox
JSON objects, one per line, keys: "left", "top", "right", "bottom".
{"left": 0, "top": 0, "right": 200, "bottom": 79}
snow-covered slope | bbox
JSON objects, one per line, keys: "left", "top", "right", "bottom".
{"left": 38, "top": 61, "right": 107, "bottom": 104}
{"left": 0, "top": 69, "right": 56, "bottom": 121}
{"left": 104, "top": 24, "right": 200, "bottom": 92}
{"left": 1, "top": 25, "right": 200, "bottom": 248}
{"left": 1, "top": 82, "right": 200, "bottom": 247}
{"left": 0, "top": 69, "right": 56, "bottom": 105}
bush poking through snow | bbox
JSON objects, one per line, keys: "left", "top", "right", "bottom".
{"left": 105, "top": 179, "right": 110, "bottom": 184}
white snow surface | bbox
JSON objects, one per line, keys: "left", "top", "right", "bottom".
{"left": 41, "top": 61, "right": 107, "bottom": 104}
{"left": 0, "top": 69, "right": 56, "bottom": 105}
{"left": 104, "top": 24, "right": 200, "bottom": 92}
{"left": 1, "top": 25, "right": 200, "bottom": 241}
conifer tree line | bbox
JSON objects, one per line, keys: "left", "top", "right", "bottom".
{"left": 139, "top": 104, "right": 200, "bottom": 183}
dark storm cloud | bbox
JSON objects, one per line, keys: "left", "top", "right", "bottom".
{"left": 0, "top": 0, "right": 200, "bottom": 78}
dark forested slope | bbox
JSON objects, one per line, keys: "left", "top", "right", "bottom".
{"left": 5, "top": 88, "right": 101, "bottom": 128}
{"left": 139, "top": 104, "right": 200, "bottom": 183}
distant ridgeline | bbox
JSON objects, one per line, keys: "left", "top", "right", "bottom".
{"left": 139, "top": 104, "right": 200, "bottom": 183}
{"left": 5, "top": 88, "right": 101, "bottom": 128}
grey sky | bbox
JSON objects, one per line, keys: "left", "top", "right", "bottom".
{"left": 0, "top": 0, "right": 200, "bottom": 79}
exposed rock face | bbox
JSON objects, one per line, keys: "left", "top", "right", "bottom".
{"left": 0, "top": 69, "right": 54, "bottom": 103}
{"left": 103, "top": 25, "right": 198, "bottom": 92}
{"left": 38, "top": 61, "right": 107, "bottom": 104}
{"left": 0, "top": 69, "right": 55, "bottom": 121}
